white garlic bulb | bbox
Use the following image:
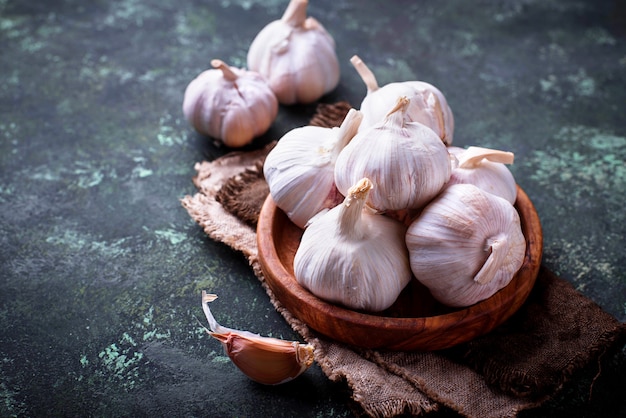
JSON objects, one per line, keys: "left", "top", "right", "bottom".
{"left": 182, "top": 59, "right": 278, "bottom": 148}
{"left": 294, "top": 178, "right": 412, "bottom": 312}
{"left": 334, "top": 96, "right": 451, "bottom": 212}
{"left": 447, "top": 146, "right": 518, "bottom": 204}
{"left": 247, "top": 0, "right": 340, "bottom": 105}
{"left": 405, "top": 183, "right": 526, "bottom": 308}
{"left": 264, "top": 108, "right": 362, "bottom": 228}
{"left": 350, "top": 55, "right": 455, "bottom": 145}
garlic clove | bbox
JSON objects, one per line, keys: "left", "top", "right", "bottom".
{"left": 264, "top": 108, "right": 362, "bottom": 228}
{"left": 294, "top": 177, "right": 413, "bottom": 312}
{"left": 201, "top": 291, "right": 314, "bottom": 385}
{"left": 334, "top": 96, "right": 451, "bottom": 212}
{"left": 247, "top": 0, "right": 340, "bottom": 105}
{"left": 350, "top": 55, "right": 455, "bottom": 145}
{"left": 405, "top": 184, "right": 526, "bottom": 308}
{"left": 446, "top": 146, "right": 518, "bottom": 204}
{"left": 182, "top": 59, "right": 278, "bottom": 148}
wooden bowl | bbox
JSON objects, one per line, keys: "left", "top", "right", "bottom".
{"left": 257, "top": 186, "right": 543, "bottom": 351}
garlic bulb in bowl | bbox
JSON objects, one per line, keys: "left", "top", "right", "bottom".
{"left": 182, "top": 59, "right": 278, "bottom": 148}
{"left": 294, "top": 178, "right": 412, "bottom": 312}
{"left": 405, "top": 183, "right": 526, "bottom": 308}
{"left": 264, "top": 108, "right": 362, "bottom": 229}
{"left": 447, "top": 146, "right": 518, "bottom": 204}
{"left": 247, "top": 0, "right": 340, "bottom": 105}
{"left": 334, "top": 96, "right": 451, "bottom": 212}
{"left": 350, "top": 55, "right": 454, "bottom": 145}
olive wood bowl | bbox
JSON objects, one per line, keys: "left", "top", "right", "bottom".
{"left": 257, "top": 185, "right": 543, "bottom": 351}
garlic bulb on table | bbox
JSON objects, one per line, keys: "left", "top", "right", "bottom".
{"left": 447, "top": 146, "right": 518, "bottom": 204}
{"left": 201, "top": 291, "right": 315, "bottom": 385}
{"left": 264, "top": 108, "right": 362, "bottom": 228}
{"left": 182, "top": 59, "right": 278, "bottom": 148}
{"left": 247, "top": 0, "right": 340, "bottom": 105}
{"left": 350, "top": 55, "right": 455, "bottom": 145}
{"left": 405, "top": 183, "right": 526, "bottom": 308}
{"left": 294, "top": 178, "right": 412, "bottom": 312}
{"left": 334, "top": 96, "right": 452, "bottom": 212}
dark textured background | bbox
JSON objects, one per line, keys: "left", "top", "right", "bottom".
{"left": 1, "top": 0, "right": 624, "bottom": 416}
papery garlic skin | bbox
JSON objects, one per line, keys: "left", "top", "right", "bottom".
{"left": 405, "top": 184, "right": 526, "bottom": 308}
{"left": 183, "top": 59, "right": 278, "bottom": 148}
{"left": 247, "top": 0, "right": 340, "bottom": 105}
{"left": 334, "top": 96, "right": 451, "bottom": 212}
{"left": 351, "top": 55, "right": 454, "bottom": 145}
{"left": 294, "top": 178, "right": 412, "bottom": 312}
{"left": 264, "top": 109, "right": 362, "bottom": 228}
{"left": 201, "top": 292, "right": 314, "bottom": 385}
{"left": 447, "top": 146, "right": 518, "bottom": 204}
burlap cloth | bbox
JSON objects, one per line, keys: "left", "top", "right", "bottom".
{"left": 181, "top": 102, "right": 626, "bottom": 418}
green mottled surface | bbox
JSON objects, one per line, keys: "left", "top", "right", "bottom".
{"left": 0, "top": 0, "right": 624, "bottom": 417}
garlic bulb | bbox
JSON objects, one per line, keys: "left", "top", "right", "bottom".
{"left": 447, "top": 146, "right": 518, "bottom": 204}
{"left": 350, "top": 55, "right": 455, "bottom": 145}
{"left": 405, "top": 184, "right": 526, "bottom": 308}
{"left": 201, "top": 291, "right": 315, "bottom": 385}
{"left": 182, "top": 59, "right": 278, "bottom": 148}
{"left": 294, "top": 178, "right": 412, "bottom": 312}
{"left": 264, "top": 109, "right": 362, "bottom": 228}
{"left": 247, "top": 0, "right": 340, "bottom": 105}
{"left": 334, "top": 96, "right": 452, "bottom": 212}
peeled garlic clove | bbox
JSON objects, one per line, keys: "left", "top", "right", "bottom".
{"left": 264, "top": 108, "right": 362, "bottom": 228}
{"left": 405, "top": 184, "right": 526, "bottom": 308}
{"left": 294, "top": 178, "right": 413, "bottom": 312}
{"left": 182, "top": 59, "right": 278, "bottom": 148}
{"left": 201, "top": 291, "right": 314, "bottom": 385}
{"left": 447, "top": 146, "right": 518, "bottom": 204}
{"left": 334, "top": 96, "right": 451, "bottom": 212}
{"left": 350, "top": 55, "right": 455, "bottom": 145}
{"left": 247, "top": 0, "right": 340, "bottom": 105}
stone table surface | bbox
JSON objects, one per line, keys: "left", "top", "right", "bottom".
{"left": 1, "top": 0, "right": 625, "bottom": 417}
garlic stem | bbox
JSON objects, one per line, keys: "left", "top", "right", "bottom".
{"left": 385, "top": 95, "right": 410, "bottom": 118}
{"left": 339, "top": 178, "right": 372, "bottom": 239}
{"left": 331, "top": 108, "right": 363, "bottom": 159}
{"left": 281, "top": 0, "right": 308, "bottom": 27}
{"left": 458, "top": 146, "right": 514, "bottom": 169}
{"left": 211, "top": 59, "right": 238, "bottom": 82}
{"left": 350, "top": 55, "right": 379, "bottom": 92}
{"left": 474, "top": 234, "right": 509, "bottom": 285}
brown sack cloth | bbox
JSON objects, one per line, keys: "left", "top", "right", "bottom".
{"left": 181, "top": 102, "right": 626, "bottom": 418}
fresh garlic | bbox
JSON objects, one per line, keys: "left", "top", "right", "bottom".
{"left": 334, "top": 96, "right": 451, "bottom": 212}
{"left": 447, "top": 146, "right": 518, "bottom": 204}
{"left": 247, "top": 0, "right": 340, "bottom": 105}
{"left": 405, "top": 183, "right": 526, "bottom": 308}
{"left": 182, "top": 59, "right": 278, "bottom": 148}
{"left": 264, "top": 108, "right": 362, "bottom": 228}
{"left": 350, "top": 55, "right": 455, "bottom": 145}
{"left": 201, "top": 291, "right": 314, "bottom": 385}
{"left": 294, "top": 178, "right": 412, "bottom": 312}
